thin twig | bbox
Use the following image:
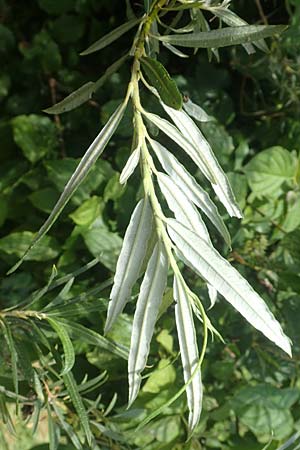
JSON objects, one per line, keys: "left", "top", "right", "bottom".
{"left": 255, "top": 0, "right": 268, "bottom": 25}
{"left": 48, "top": 77, "right": 66, "bottom": 158}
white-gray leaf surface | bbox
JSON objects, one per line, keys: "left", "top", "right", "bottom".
{"left": 157, "top": 172, "right": 210, "bottom": 242}
{"left": 167, "top": 219, "right": 292, "bottom": 356}
{"left": 162, "top": 103, "right": 242, "bottom": 218}
{"left": 143, "top": 111, "right": 215, "bottom": 183}
{"left": 105, "top": 198, "right": 153, "bottom": 334}
{"left": 150, "top": 139, "right": 230, "bottom": 246}
{"left": 174, "top": 274, "right": 202, "bottom": 431}
{"left": 183, "top": 99, "right": 213, "bottom": 122}
{"left": 120, "top": 146, "right": 141, "bottom": 184}
{"left": 128, "top": 243, "right": 168, "bottom": 406}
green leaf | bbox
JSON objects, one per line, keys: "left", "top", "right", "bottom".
{"left": 244, "top": 146, "right": 297, "bottom": 197}
{"left": 0, "top": 320, "right": 18, "bottom": 396}
{"left": 29, "top": 188, "right": 59, "bottom": 214}
{"left": 80, "top": 17, "right": 141, "bottom": 56}
{"left": 142, "top": 359, "right": 176, "bottom": 394}
{"left": 45, "top": 298, "right": 106, "bottom": 319}
{"left": 128, "top": 242, "right": 168, "bottom": 406}
{"left": 47, "top": 404, "right": 59, "bottom": 450}
{"left": 141, "top": 57, "right": 182, "bottom": 109}
{"left": 44, "top": 54, "right": 128, "bottom": 114}
{"left": 208, "top": 6, "right": 269, "bottom": 53}
{"left": 281, "top": 193, "right": 300, "bottom": 233}
{"left": 156, "top": 25, "right": 287, "bottom": 49}
{"left": 167, "top": 219, "right": 292, "bottom": 356}
{"left": 51, "top": 402, "right": 83, "bottom": 450}
{"left": 105, "top": 198, "right": 153, "bottom": 333}
{"left": 0, "top": 231, "right": 59, "bottom": 261}
{"left": 46, "top": 318, "right": 75, "bottom": 375}
{"left": 57, "top": 318, "right": 128, "bottom": 360}
{"left": 45, "top": 158, "right": 112, "bottom": 205}
{"left": 8, "top": 98, "right": 128, "bottom": 274}
{"left": 69, "top": 196, "right": 102, "bottom": 227}
{"left": 44, "top": 81, "right": 95, "bottom": 114}
{"left": 62, "top": 371, "right": 93, "bottom": 446}
{"left": 12, "top": 115, "right": 58, "bottom": 163}
{"left": 83, "top": 225, "right": 122, "bottom": 271}
{"left": 37, "top": 0, "right": 74, "bottom": 15}
{"left": 231, "top": 385, "right": 299, "bottom": 440}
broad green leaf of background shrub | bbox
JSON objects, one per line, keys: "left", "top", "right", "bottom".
{"left": 244, "top": 146, "right": 297, "bottom": 197}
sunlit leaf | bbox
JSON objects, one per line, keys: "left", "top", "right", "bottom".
{"left": 162, "top": 103, "right": 242, "bottom": 218}
{"left": 105, "top": 198, "right": 153, "bottom": 333}
{"left": 174, "top": 274, "right": 202, "bottom": 432}
{"left": 183, "top": 98, "right": 213, "bottom": 122}
{"left": 157, "top": 171, "right": 210, "bottom": 242}
{"left": 150, "top": 139, "right": 231, "bottom": 245}
{"left": 128, "top": 243, "right": 168, "bottom": 406}
{"left": 120, "top": 145, "right": 141, "bottom": 184}
{"left": 144, "top": 111, "right": 215, "bottom": 182}
{"left": 167, "top": 219, "right": 292, "bottom": 356}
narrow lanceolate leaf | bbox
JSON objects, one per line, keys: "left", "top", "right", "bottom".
{"left": 162, "top": 103, "right": 242, "bottom": 218}
{"left": 105, "top": 198, "right": 153, "bottom": 334}
{"left": 47, "top": 404, "right": 59, "bottom": 450}
{"left": 183, "top": 99, "right": 213, "bottom": 122}
{"left": 47, "top": 318, "right": 75, "bottom": 375}
{"left": 150, "top": 139, "right": 230, "bottom": 246}
{"left": 80, "top": 17, "right": 142, "bottom": 55}
{"left": 208, "top": 7, "right": 269, "bottom": 52}
{"left": 8, "top": 98, "right": 128, "bottom": 274}
{"left": 174, "top": 275, "right": 202, "bottom": 431}
{"left": 58, "top": 319, "right": 128, "bottom": 360}
{"left": 156, "top": 25, "right": 287, "bottom": 49}
{"left": 207, "top": 284, "right": 217, "bottom": 310}
{"left": 141, "top": 57, "right": 182, "bottom": 110}
{"left": 44, "top": 82, "right": 95, "bottom": 115}
{"left": 167, "top": 219, "right": 292, "bottom": 356}
{"left": 143, "top": 111, "right": 215, "bottom": 183}
{"left": 0, "top": 320, "right": 18, "bottom": 396}
{"left": 63, "top": 371, "right": 93, "bottom": 446}
{"left": 120, "top": 145, "right": 141, "bottom": 184}
{"left": 157, "top": 171, "right": 217, "bottom": 309}
{"left": 157, "top": 171, "right": 210, "bottom": 242}
{"left": 128, "top": 243, "right": 168, "bottom": 406}
{"left": 162, "top": 41, "right": 189, "bottom": 58}
{"left": 52, "top": 402, "right": 83, "bottom": 450}
{"left": 44, "top": 54, "right": 128, "bottom": 114}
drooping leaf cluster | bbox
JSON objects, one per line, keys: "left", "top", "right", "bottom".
{"left": 1, "top": 0, "right": 300, "bottom": 449}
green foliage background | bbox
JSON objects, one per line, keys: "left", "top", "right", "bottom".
{"left": 0, "top": 0, "right": 300, "bottom": 448}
